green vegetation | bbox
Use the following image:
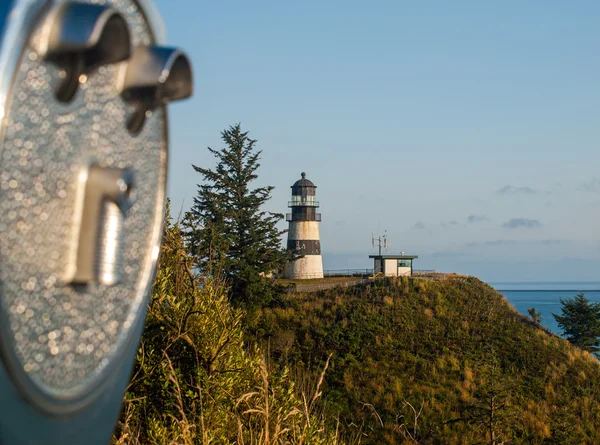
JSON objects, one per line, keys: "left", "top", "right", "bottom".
{"left": 527, "top": 307, "right": 542, "bottom": 325}
{"left": 277, "top": 278, "right": 358, "bottom": 285}
{"left": 257, "top": 277, "right": 600, "bottom": 444}
{"left": 113, "top": 223, "right": 600, "bottom": 444}
{"left": 553, "top": 292, "right": 600, "bottom": 356}
{"left": 112, "top": 206, "right": 341, "bottom": 445}
{"left": 184, "top": 124, "right": 288, "bottom": 313}
{"left": 112, "top": 125, "right": 600, "bottom": 444}
{"left": 277, "top": 277, "right": 363, "bottom": 286}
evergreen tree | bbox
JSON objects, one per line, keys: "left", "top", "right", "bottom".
{"left": 553, "top": 293, "right": 600, "bottom": 355}
{"left": 185, "top": 124, "right": 287, "bottom": 311}
{"left": 466, "top": 359, "right": 517, "bottom": 444}
{"left": 527, "top": 307, "right": 542, "bottom": 325}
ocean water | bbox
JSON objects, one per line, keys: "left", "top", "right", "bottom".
{"left": 490, "top": 282, "right": 600, "bottom": 336}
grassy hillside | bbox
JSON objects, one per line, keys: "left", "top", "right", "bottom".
{"left": 256, "top": 276, "right": 600, "bottom": 444}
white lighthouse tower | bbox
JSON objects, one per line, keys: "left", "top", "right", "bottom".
{"left": 284, "top": 172, "right": 324, "bottom": 279}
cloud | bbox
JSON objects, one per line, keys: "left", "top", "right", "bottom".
{"left": 502, "top": 218, "right": 543, "bottom": 229}
{"left": 495, "top": 185, "right": 538, "bottom": 196}
{"left": 432, "top": 251, "right": 467, "bottom": 258}
{"left": 578, "top": 178, "right": 600, "bottom": 193}
{"left": 484, "top": 240, "right": 517, "bottom": 246}
{"left": 335, "top": 220, "right": 346, "bottom": 227}
{"left": 541, "top": 239, "right": 560, "bottom": 245}
{"left": 466, "top": 240, "right": 517, "bottom": 248}
{"left": 412, "top": 221, "right": 426, "bottom": 230}
{"left": 441, "top": 220, "right": 458, "bottom": 228}
{"left": 467, "top": 214, "right": 489, "bottom": 223}
{"left": 466, "top": 239, "right": 561, "bottom": 248}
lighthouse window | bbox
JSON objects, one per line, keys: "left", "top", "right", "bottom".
{"left": 291, "top": 196, "right": 317, "bottom": 205}
{"left": 398, "top": 260, "right": 412, "bottom": 268}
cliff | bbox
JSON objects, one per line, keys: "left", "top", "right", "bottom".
{"left": 257, "top": 276, "right": 600, "bottom": 444}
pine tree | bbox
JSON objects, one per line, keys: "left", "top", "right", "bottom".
{"left": 553, "top": 293, "right": 600, "bottom": 356}
{"left": 468, "top": 363, "right": 516, "bottom": 444}
{"left": 185, "top": 124, "right": 287, "bottom": 311}
{"left": 527, "top": 307, "right": 542, "bottom": 325}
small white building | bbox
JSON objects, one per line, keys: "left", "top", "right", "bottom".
{"left": 369, "top": 254, "right": 418, "bottom": 277}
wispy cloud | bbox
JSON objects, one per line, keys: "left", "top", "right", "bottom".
{"left": 412, "top": 221, "right": 426, "bottom": 230}
{"left": 467, "top": 214, "right": 489, "bottom": 223}
{"left": 466, "top": 240, "right": 517, "bottom": 248}
{"left": 578, "top": 178, "right": 600, "bottom": 193}
{"left": 541, "top": 239, "right": 560, "bottom": 245}
{"left": 441, "top": 220, "right": 458, "bottom": 228}
{"left": 502, "top": 218, "right": 543, "bottom": 229}
{"left": 495, "top": 185, "right": 539, "bottom": 196}
{"left": 432, "top": 251, "right": 466, "bottom": 258}
{"left": 466, "top": 239, "right": 562, "bottom": 248}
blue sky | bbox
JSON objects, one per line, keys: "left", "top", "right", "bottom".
{"left": 156, "top": 0, "right": 600, "bottom": 281}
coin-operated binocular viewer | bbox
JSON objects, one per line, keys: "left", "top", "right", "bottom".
{"left": 0, "top": 1, "right": 193, "bottom": 443}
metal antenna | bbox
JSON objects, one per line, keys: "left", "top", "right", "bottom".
{"left": 373, "top": 230, "right": 389, "bottom": 256}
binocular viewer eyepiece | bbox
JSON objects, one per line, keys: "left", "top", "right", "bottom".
{"left": 0, "top": 1, "right": 193, "bottom": 444}
{"left": 35, "top": 1, "right": 193, "bottom": 129}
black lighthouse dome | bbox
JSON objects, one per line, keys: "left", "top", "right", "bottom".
{"left": 291, "top": 172, "right": 316, "bottom": 194}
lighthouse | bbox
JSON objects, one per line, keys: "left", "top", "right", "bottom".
{"left": 284, "top": 172, "right": 324, "bottom": 279}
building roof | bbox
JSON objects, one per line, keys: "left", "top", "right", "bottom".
{"left": 291, "top": 172, "right": 316, "bottom": 189}
{"left": 369, "top": 255, "right": 418, "bottom": 259}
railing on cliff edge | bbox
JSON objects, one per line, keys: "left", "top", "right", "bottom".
{"left": 323, "top": 269, "right": 373, "bottom": 278}
{"left": 321, "top": 269, "right": 438, "bottom": 278}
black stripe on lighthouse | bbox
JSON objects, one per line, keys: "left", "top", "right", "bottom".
{"left": 287, "top": 239, "right": 321, "bottom": 255}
